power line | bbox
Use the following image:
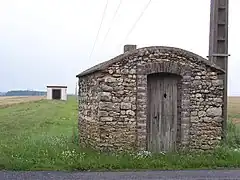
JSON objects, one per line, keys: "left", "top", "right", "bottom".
{"left": 102, "top": 0, "right": 123, "bottom": 45}
{"left": 122, "top": 0, "right": 152, "bottom": 45}
{"left": 89, "top": 0, "right": 109, "bottom": 60}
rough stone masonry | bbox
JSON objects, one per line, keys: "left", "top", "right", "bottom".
{"left": 76, "top": 45, "right": 225, "bottom": 152}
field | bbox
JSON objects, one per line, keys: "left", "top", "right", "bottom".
{"left": 228, "top": 97, "right": 240, "bottom": 123}
{"left": 0, "top": 96, "right": 240, "bottom": 171}
{"left": 0, "top": 96, "right": 45, "bottom": 108}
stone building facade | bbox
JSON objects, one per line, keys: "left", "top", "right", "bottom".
{"left": 76, "top": 45, "right": 225, "bottom": 152}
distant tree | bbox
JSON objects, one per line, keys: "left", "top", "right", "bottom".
{"left": 4, "top": 90, "right": 47, "bottom": 96}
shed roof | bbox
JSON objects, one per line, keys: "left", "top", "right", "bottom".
{"left": 47, "top": 85, "right": 67, "bottom": 88}
{"left": 76, "top": 46, "right": 225, "bottom": 78}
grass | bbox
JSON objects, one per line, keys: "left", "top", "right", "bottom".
{"left": 0, "top": 96, "right": 240, "bottom": 171}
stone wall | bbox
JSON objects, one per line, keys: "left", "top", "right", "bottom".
{"left": 78, "top": 73, "right": 100, "bottom": 148}
{"left": 189, "top": 69, "right": 224, "bottom": 150}
{"left": 97, "top": 60, "right": 138, "bottom": 151}
{"left": 78, "top": 47, "right": 224, "bottom": 152}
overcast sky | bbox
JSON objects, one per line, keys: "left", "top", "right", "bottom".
{"left": 0, "top": 0, "right": 239, "bottom": 95}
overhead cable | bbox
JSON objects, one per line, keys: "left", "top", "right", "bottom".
{"left": 89, "top": 0, "right": 109, "bottom": 60}
{"left": 102, "top": 0, "right": 123, "bottom": 45}
{"left": 122, "top": 0, "right": 152, "bottom": 44}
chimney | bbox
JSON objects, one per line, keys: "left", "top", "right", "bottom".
{"left": 124, "top": 44, "right": 137, "bottom": 53}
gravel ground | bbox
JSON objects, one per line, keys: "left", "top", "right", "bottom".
{"left": 1, "top": 170, "right": 240, "bottom": 180}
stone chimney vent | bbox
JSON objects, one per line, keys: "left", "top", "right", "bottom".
{"left": 124, "top": 44, "right": 137, "bottom": 53}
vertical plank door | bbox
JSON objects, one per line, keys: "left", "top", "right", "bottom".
{"left": 147, "top": 74, "right": 178, "bottom": 153}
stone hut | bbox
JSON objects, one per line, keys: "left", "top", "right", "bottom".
{"left": 76, "top": 45, "right": 225, "bottom": 153}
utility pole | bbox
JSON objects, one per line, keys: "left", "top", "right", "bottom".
{"left": 208, "top": 0, "right": 229, "bottom": 139}
{"left": 75, "top": 81, "right": 78, "bottom": 103}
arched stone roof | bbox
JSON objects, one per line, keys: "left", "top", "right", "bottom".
{"left": 76, "top": 46, "right": 225, "bottom": 77}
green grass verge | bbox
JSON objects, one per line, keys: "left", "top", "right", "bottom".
{"left": 0, "top": 96, "right": 240, "bottom": 171}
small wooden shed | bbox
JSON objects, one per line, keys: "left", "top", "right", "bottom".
{"left": 46, "top": 85, "right": 67, "bottom": 101}
{"left": 76, "top": 45, "right": 225, "bottom": 152}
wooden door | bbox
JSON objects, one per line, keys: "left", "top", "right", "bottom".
{"left": 147, "top": 73, "right": 178, "bottom": 153}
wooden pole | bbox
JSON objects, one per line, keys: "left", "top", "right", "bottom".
{"left": 208, "top": 0, "right": 229, "bottom": 139}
